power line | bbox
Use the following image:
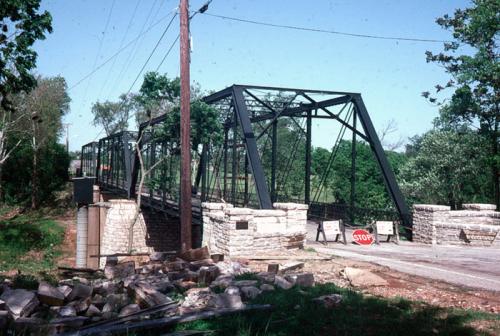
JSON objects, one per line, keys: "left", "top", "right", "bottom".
{"left": 202, "top": 12, "right": 451, "bottom": 44}
{"left": 111, "top": 0, "right": 162, "bottom": 96}
{"left": 69, "top": 11, "right": 176, "bottom": 91}
{"left": 156, "top": 34, "right": 179, "bottom": 72}
{"left": 81, "top": 0, "right": 117, "bottom": 102}
{"left": 98, "top": 0, "right": 141, "bottom": 100}
{"left": 156, "top": 1, "right": 211, "bottom": 72}
{"left": 125, "top": 12, "right": 178, "bottom": 96}
{"left": 90, "top": 11, "right": 179, "bottom": 143}
{"left": 90, "top": 1, "right": 209, "bottom": 143}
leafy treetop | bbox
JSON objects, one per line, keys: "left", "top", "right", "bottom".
{"left": 0, "top": 0, "right": 52, "bottom": 110}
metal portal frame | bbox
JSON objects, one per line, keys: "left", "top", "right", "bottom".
{"left": 198, "top": 85, "right": 411, "bottom": 227}
{"left": 81, "top": 84, "right": 411, "bottom": 228}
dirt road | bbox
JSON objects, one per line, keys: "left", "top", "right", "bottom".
{"left": 306, "top": 221, "right": 500, "bottom": 292}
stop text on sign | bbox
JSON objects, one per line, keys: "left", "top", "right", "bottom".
{"left": 352, "top": 229, "right": 374, "bottom": 245}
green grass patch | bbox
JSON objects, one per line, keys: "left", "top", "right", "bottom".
{"left": 0, "top": 212, "right": 64, "bottom": 274}
{"left": 234, "top": 272, "right": 260, "bottom": 281}
{"left": 169, "top": 284, "right": 498, "bottom": 336}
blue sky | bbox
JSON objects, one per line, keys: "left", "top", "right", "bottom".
{"left": 34, "top": 0, "right": 470, "bottom": 151}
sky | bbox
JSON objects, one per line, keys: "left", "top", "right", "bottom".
{"left": 34, "top": 0, "right": 470, "bottom": 151}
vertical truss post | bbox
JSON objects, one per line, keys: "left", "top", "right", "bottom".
{"left": 96, "top": 141, "right": 101, "bottom": 181}
{"left": 352, "top": 95, "right": 411, "bottom": 229}
{"left": 350, "top": 110, "right": 357, "bottom": 225}
{"left": 232, "top": 87, "right": 273, "bottom": 209}
{"left": 161, "top": 143, "right": 167, "bottom": 207}
{"left": 93, "top": 143, "right": 98, "bottom": 178}
{"left": 129, "top": 128, "right": 143, "bottom": 200}
{"left": 305, "top": 109, "right": 312, "bottom": 204}
{"left": 244, "top": 154, "right": 249, "bottom": 206}
{"left": 223, "top": 128, "right": 228, "bottom": 200}
{"left": 271, "top": 120, "right": 278, "bottom": 203}
{"left": 197, "top": 143, "right": 208, "bottom": 202}
{"left": 122, "top": 132, "right": 134, "bottom": 198}
{"left": 231, "top": 111, "right": 238, "bottom": 204}
{"left": 108, "top": 139, "right": 113, "bottom": 187}
{"left": 149, "top": 139, "right": 156, "bottom": 198}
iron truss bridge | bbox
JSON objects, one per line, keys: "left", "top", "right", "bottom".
{"left": 81, "top": 85, "right": 411, "bottom": 229}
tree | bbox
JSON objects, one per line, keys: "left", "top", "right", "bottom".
{"left": 399, "top": 130, "right": 491, "bottom": 209}
{"left": 0, "top": 0, "right": 52, "bottom": 199}
{"left": 2, "top": 139, "right": 69, "bottom": 206}
{"left": 91, "top": 93, "right": 134, "bottom": 136}
{"left": 378, "top": 119, "right": 405, "bottom": 151}
{"left": 0, "top": 0, "right": 52, "bottom": 109}
{"left": 124, "top": 72, "right": 222, "bottom": 251}
{"left": 10, "top": 76, "right": 70, "bottom": 208}
{"left": 134, "top": 72, "right": 180, "bottom": 126}
{"left": 423, "top": 0, "right": 499, "bottom": 208}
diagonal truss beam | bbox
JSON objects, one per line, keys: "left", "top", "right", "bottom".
{"left": 232, "top": 86, "right": 273, "bottom": 209}
{"left": 352, "top": 94, "right": 411, "bottom": 227}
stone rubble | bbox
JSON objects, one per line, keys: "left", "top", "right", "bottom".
{"left": 0, "top": 247, "right": 316, "bottom": 333}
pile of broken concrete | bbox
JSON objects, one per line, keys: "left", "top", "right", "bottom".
{"left": 0, "top": 247, "right": 316, "bottom": 334}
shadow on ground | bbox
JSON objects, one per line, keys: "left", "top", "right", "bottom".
{"left": 167, "top": 284, "right": 498, "bottom": 336}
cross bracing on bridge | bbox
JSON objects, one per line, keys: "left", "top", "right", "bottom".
{"left": 81, "top": 84, "right": 412, "bottom": 230}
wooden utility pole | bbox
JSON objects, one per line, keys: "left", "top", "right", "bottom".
{"left": 179, "top": 0, "right": 192, "bottom": 251}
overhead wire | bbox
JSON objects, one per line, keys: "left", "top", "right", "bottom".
{"left": 97, "top": 0, "right": 141, "bottom": 100}
{"left": 89, "top": 1, "right": 211, "bottom": 142}
{"left": 201, "top": 12, "right": 452, "bottom": 43}
{"left": 69, "top": 10, "right": 177, "bottom": 91}
{"left": 90, "top": 10, "right": 178, "bottom": 143}
{"left": 80, "top": 0, "right": 117, "bottom": 103}
{"left": 111, "top": 0, "right": 161, "bottom": 95}
{"left": 125, "top": 12, "right": 178, "bottom": 96}
{"left": 155, "top": 34, "right": 179, "bottom": 72}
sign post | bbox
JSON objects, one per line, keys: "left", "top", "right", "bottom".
{"left": 316, "top": 220, "right": 346, "bottom": 245}
{"left": 373, "top": 221, "right": 399, "bottom": 244}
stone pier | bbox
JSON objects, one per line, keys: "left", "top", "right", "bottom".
{"left": 201, "top": 202, "right": 308, "bottom": 257}
{"left": 413, "top": 204, "right": 500, "bottom": 246}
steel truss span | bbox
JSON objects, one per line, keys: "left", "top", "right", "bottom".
{"left": 80, "top": 84, "right": 411, "bottom": 230}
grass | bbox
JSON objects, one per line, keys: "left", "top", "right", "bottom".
{"left": 168, "top": 284, "right": 499, "bottom": 336}
{"left": 234, "top": 272, "right": 261, "bottom": 282}
{"left": 0, "top": 210, "right": 64, "bottom": 275}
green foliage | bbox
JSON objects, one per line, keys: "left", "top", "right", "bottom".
{"left": 311, "top": 140, "right": 407, "bottom": 210}
{"left": 2, "top": 139, "right": 70, "bottom": 205}
{"left": 12, "top": 274, "right": 39, "bottom": 290}
{"left": 156, "top": 100, "right": 223, "bottom": 151}
{"left": 91, "top": 93, "right": 134, "bottom": 136}
{"left": 234, "top": 272, "right": 260, "bottom": 281}
{"left": 0, "top": 212, "right": 64, "bottom": 273}
{"left": 134, "top": 72, "right": 181, "bottom": 125}
{"left": 0, "top": 76, "right": 71, "bottom": 207}
{"left": 0, "top": 0, "right": 52, "bottom": 110}
{"left": 261, "top": 119, "right": 307, "bottom": 200}
{"left": 424, "top": 0, "right": 499, "bottom": 207}
{"left": 170, "top": 284, "right": 495, "bottom": 336}
{"left": 400, "top": 129, "right": 491, "bottom": 209}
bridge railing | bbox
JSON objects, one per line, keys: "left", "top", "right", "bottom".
{"left": 81, "top": 141, "right": 98, "bottom": 177}
{"left": 96, "top": 131, "right": 137, "bottom": 195}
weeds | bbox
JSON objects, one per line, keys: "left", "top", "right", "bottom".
{"left": 0, "top": 210, "right": 64, "bottom": 274}
{"left": 234, "top": 272, "right": 260, "bottom": 281}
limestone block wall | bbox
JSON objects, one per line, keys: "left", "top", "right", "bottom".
{"left": 201, "top": 202, "right": 308, "bottom": 256}
{"left": 99, "top": 199, "right": 180, "bottom": 267}
{"left": 413, "top": 204, "right": 500, "bottom": 246}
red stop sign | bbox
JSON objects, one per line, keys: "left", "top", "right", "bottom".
{"left": 352, "top": 229, "right": 374, "bottom": 245}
